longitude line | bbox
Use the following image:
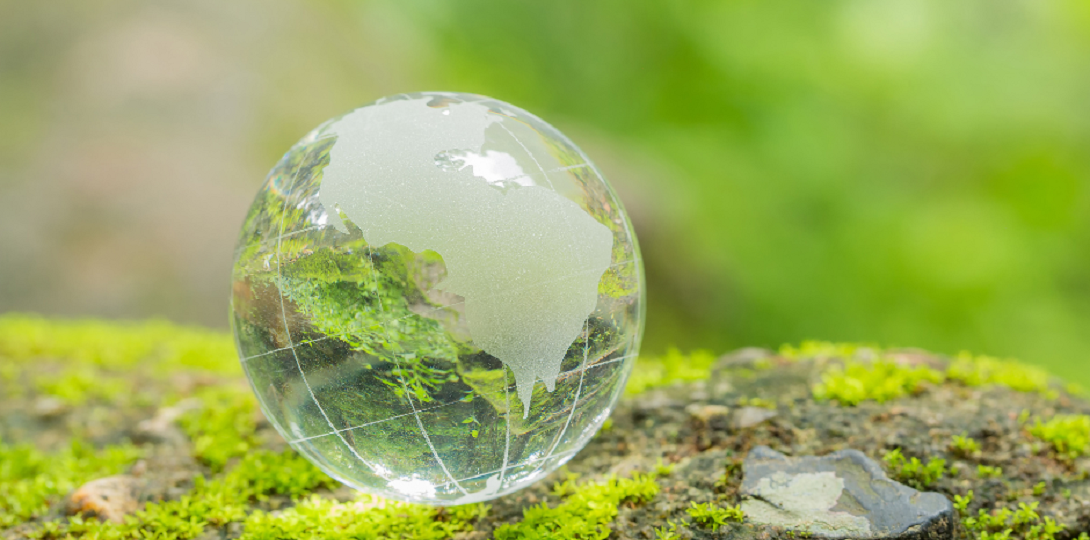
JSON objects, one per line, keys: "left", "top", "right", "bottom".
{"left": 366, "top": 244, "right": 468, "bottom": 496}
{"left": 540, "top": 320, "right": 590, "bottom": 464}
{"left": 272, "top": 165, "right": 372, "bottom": 470}
{"left": 498, "top": 123, "right": 555, "bottom": 191}
{"left": 498, "top": 369, "right": 512, "bottom": 485}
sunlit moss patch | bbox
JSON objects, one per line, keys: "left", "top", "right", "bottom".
{"left": 813, "top": 359, "right": 944, "bottom": 406}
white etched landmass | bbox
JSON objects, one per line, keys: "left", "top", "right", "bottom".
{"left": 318, "top": 97, "right": 614, "bottom": 416}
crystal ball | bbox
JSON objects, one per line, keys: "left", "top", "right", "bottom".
{"left": 230, "top": 92, "right": 643, "bottom": 504}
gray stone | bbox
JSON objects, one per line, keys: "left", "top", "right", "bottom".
{"left": 741, "top": 446, "right": 953, "bottom": 540}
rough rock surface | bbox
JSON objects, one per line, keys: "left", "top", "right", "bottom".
{"left": 742, "top": 446, "right": 953, "bottom": 539}
{"left": 4, "top": 344, "right": 1090, "bottom": 539}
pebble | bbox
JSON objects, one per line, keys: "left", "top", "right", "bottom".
{"left": 685, "top": 403, "right": 730, "bottom": 424}
{"left": 740, "top": 446, "right": 954, "bottom": 540}
{"left": 67, "top": 475, "right": 143, "bottom": 523}
{"left": 134, "top": 398, "right": 201, "bottom": 444}
{"left": 32, "top": 397, "right": 67, "bottom": 418}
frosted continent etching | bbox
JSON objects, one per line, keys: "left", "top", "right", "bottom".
{"left": 319, "top": 99, "right": 614, "bottom": 416}
{"left": 231, "top": 92, "right": 643, "bottom": 505}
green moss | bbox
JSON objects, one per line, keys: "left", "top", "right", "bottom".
{"left": 686, "top": 501, "right": 744, "bottom": 531}
{"left": 808, "top": 347, "right": 1060, "bottom": 408}
{"left": 653, "top": 521, "right": 681, "bottom": 540}
{"left": 0, "top": 438, "right": 142, "bottom": 528}
{"left": 0, "top": 314, "right": 239, "bottom": 406}
{"left": 955, "top": 492, "right": 1070, "bottom": 540}
{"left": 779, "top": 341, "right": 876, "bottom": 360}
{"left": 241, "top": 495, "right": 487, "bottom": 540}
{"left": 178, "top": 386, "right": 262, "bottom": 472}
{"left": 947, "top": 352, "right": 1053, "bottom": 396}
{"left": 494, "top": 472, "right": 660, "bottom": 540}
{"left": 882, "top": 449, "right": 946, "bottom": 490}
{"left": 32, "top": 367, "right": 128, "bottom": 407}
{"left": 626, "top": 348, "right": 717, "bottom": 396}
{"left": 33, "top": 450, "right": 338, "bottom": 539}
{"left": 276, "top": 245, "right": 461, "bottom": 405}
{"left": 813, "top": 359, "right": 944, "bottom": 406}
{"left": 1029, "top": 414, "right": 1090, "bottom": 461}
{"left": 0, "top": 313, "right": 238, "bottom": 375}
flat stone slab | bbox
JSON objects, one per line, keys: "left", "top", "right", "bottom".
{"left": 741, "top": 446, "right": 954, "bottom": 540}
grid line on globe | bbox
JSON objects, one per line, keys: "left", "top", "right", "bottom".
{"left": 231, "top": 91, "right": 644, "bottom": 504}
{"left": 280, "top": 351, "right": 636, "bottom": 447}
{"left": 272, "top": 164, "right": 378, "bottom": 479}
{"left": 363, "top": 242, "right": 470, "bottom": 496}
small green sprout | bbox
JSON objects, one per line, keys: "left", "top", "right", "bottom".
{"left": 951, "top": 433, "right": 981, "bottom": 457}
{"left": 1033, "top": 482, "right": 1046, "bottom": 497}
{"left": 977, "top": 465, "right": 1003, "bottom": 479}
{"left": 654, "top": 458, "right": 675, "bottom": 477}
{"left": 953, "top": 491, "right": 973, "bottom": 515}
{"left": 654, "top": 520, "right": 681, "bottom": 540}
{"left": 687, "top": 502, "right": 744, "bottom": 531}
{"left": 962, "top": 501, "right": 1065, "bottom": 540}
{"left": 1029, "top": 414, "right": 1090, "bottom": 460}
{"left": 495, "top": 473, "right": 659, "bottom": 539}
{"left": 882, "top": 448, "right": 946, "bottom": 489}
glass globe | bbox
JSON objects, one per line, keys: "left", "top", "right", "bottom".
{"left": 230, "top": 92, "right": 643, "bottom": 504}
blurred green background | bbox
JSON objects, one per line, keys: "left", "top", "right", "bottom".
{"left": 2, "top": 1, "right": 1088, "bottom": 384}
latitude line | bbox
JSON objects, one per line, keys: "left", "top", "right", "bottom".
{"left": 283, "top": 352, "right": 635, "bottom": 445}
{"left": 272, "top": 163, "right": 374, "bottom": 471}
{"left": 240, "top": 335, "right": 334, "bottom": 363}
{"left": 287, "top": 383, "right": 509, "bottom": 444}
{"left": 365, "top": 244, "right": 469, "bottom": 496}
{"left": 435, "top": 449, "right": 580, "bottom": 488}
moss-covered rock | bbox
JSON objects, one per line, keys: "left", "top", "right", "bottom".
{"left": 2, "top": 318, "right": 1089, "bottom": 540}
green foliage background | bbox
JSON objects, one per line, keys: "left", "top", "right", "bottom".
{"left": 1, "top": 0, "right": 1089, "bottom": 384}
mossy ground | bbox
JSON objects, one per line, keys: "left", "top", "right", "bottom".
{"left": 2, "top": 316, "right": 1090, "bottom": 540}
